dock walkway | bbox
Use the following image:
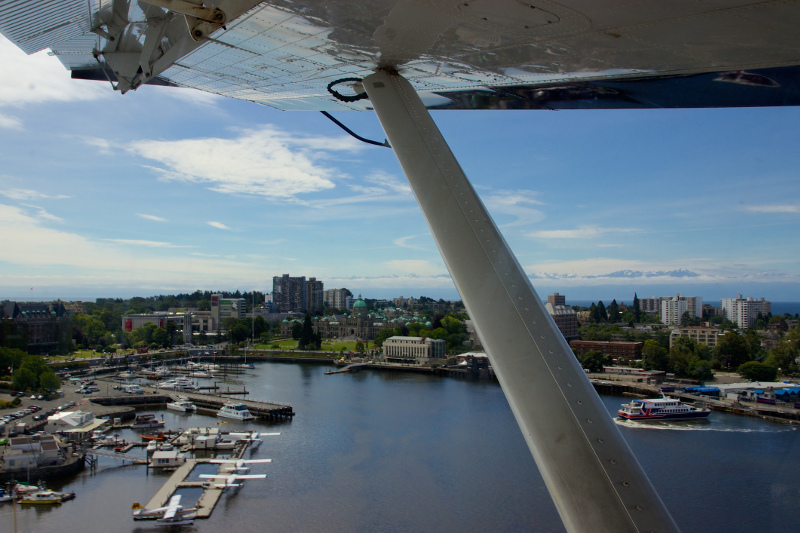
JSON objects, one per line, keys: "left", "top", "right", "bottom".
{"left": 143, "top": 440, "right": 250, "bottom": 519}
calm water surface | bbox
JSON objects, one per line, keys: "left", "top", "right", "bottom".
{"left": 4, "top": 362, "right": 799, "bottom": 532}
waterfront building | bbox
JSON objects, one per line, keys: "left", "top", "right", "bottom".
{"left": 122, "top": 311, "right": 200, "bottom": 343}
{"left": 669, "top": 325, "right": 722, "bottom": 349}
{"left": 660, "top": 294, "right": 703, "bottom": 325}
{"left": 382, "top": 336, "right": 446, "bottom": 364}
{"left": 0, "top": 435, "right": 70, "bottom": 474}
{"left": 545, "top": 302, "right": 579, "bottom": 340}
{"left": 211, "top": 294, "right": 246, "bottom": 330}
{"left": 0, "top": 301, "right": 71, "bottom": 354}
{"left": 569, "top": 340, "right": 643, "bottom": 362}
{"left": 721, "top": 294, "right": 771, "bottom": 329}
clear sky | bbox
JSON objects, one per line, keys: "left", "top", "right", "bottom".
{"left": 1, "top": 35, "right": 798, "bottom": 304}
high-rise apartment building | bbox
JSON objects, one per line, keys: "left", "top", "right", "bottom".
{"left": 547, "top": 292, "right": 566, "bottom": 306}
{"left": 660, "top": 294, "right": 702, "bottom": 325}
{"left": 273, "top": 274, "right": 326, "bottom": 313}
{"left": 721, "top": 295, "right": 771, "bottom": 329}
{"left": 305, "top": 277, "right": 324, "bottom": 313}
{"left": 272, "top": 274, "right": 306, "bottom": 312}
{"left": 323, "top": 289, "right": 348, "bottom": 310}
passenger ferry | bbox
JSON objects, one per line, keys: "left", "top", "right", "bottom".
{"left": 217, "top": 402, "right": 254, "bottom": 421}
{"left": 618, "top": 396, "right": 710, "bottom": 421}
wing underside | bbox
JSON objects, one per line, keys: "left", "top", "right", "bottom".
{"left": 2, "top": 0, "right": 800, "bottom": 110}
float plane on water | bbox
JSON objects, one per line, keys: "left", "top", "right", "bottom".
{"left": 209, "top": 457, "right": 272, "bottom": 473}
{"left": 199, "top": 473, "right": 267, "bottom": 492}
{"left": 3, "top": 2, "right": 800, "bottom": 531}
{"left": 132, "top": 494, "right": 196, "bottom": 524}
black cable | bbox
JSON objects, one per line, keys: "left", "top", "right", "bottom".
{"left": 320, "top": 111, "right": 390, "bottom": 148}
{"left": 327, "top": 77, "right": 369, "bottom": 102}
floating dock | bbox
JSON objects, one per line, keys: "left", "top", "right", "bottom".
{"left": 143, "top": 440, "right": 251, "bottom": 519}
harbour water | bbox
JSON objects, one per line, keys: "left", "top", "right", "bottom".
{"left": 4, "top": 362, "right": 800, "bottom": 532}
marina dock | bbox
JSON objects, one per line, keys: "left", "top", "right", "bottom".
{"left": 91, "top": 380, "right": 294, "bottom": 420}
{"left": 142, "top": 440, "right": 252, "bottom": 519}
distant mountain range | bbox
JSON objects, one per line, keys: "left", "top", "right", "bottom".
{"left": 529, "top": 268, "right": 699, "bottom": 280}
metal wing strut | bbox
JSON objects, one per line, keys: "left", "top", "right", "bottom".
{"left": 363, "top": 69, "right": 680, "bottom": 533}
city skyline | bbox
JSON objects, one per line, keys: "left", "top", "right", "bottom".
{"left": 2, "top": 35, "right": 799, "bottom": 302}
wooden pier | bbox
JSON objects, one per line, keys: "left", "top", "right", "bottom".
{"left": 142, "top": 440, "right": 252, "bottom": 519}
{"left": 91, "top": 382, "right": 294, "bottom": 420}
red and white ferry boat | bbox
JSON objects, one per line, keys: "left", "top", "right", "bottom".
{"left": 618, "top": 396, "right": 710, "bottom": 421}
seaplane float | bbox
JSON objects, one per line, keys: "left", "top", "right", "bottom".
{"left": 209, "top": 458, "right": 272, "bottom": 473}
{"left": 199, "top": 472, "right": 266, "bottom": 492}
{"left": 132, "top": 494, "right": 196, "bottom": 525}
{"left": 225, "top": 431, "right": 281, "bottom": 450}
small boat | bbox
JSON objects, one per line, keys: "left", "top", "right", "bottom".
{"left": 167, "top": 399, "right": 197, "bottom": 412}
{"left": 19, "top": 491, "right": 64, "bottom": 504}
{"left": 217, "top": 402, "right": 254, "bottom": 421}
{"left": 0, "top": 489, "right": 12, "bottom": 502}
{"left": 141, "top": 432, "right": 167, "bottom": 441}
{"left": 618, "top": 396, "right": 711, "bottom": 421}
{"left": 158, "top": 377, "right": 198, "bottom": 391}
{"left": 133, "top": 414, "right": 166, "bottom": 429}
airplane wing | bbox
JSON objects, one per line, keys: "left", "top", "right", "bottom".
{"left": 1, "top": 1, "right": 799, "bottom": 111}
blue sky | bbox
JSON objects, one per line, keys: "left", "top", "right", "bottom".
{"left": 1, "top": 35, "right": 799, "bottom": 304}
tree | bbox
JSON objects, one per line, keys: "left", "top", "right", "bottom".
{"left": 12, "top": 367, "right": 36, "bottom": 391}
{"left": 152, "top": 328, "right": 169, "bottom": 348}
{"left": 298, "top": 315, "right": 315, "bottom": 350}
{"left": 608, "top": 300, "right": 620, "bottom": 323}
{"left": 642, "top": 340, "right": 669, "bottom": 371}
{"left": 633, "top": 293, "right": 641, "bottom": 322}
{"left": 738, "top": 361, "right": 778, "bottom": 382}
{"left": 577, "top": 350, "right": 608, "bottom": 372}
{"left": 374, "top": 328, "right": 395, "bottom": 347}
{"left": 765, "top": 341, "right": 799, "bottom": 375}
{"left": 714, "top": 332, "right": 750, "bottom": 370}
{"left": 39, "top": 371, "right": 61, "bottom": 391}
{"left": 596, "top": 301, "right": 608, "bottom": 322}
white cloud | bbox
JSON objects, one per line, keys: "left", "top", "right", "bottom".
{"left": 392, "top": 235, "right": 430, "bottom": 252}
{"left": 0, "top": 36, "right": 110, "bottom": 107}
{"left": 0, "top": 113, "right": 22, "bottom": 129}
{"left": 0, "top": 204, "right": 267, "bottom": 287}
{"left": 483, "top": 190, "right": 545, "bottom": 227}
{"left": 383, "top": 259, "right": 445, "bottom": 276}
{"left": 1, "top": 188, "right": 69, "bottom": 201}
{"left": 137, "top": 213, "right": 168, "bottom": 222}
{"left": 741, "top": 204, "right": 799, "bottom": 214}
{"left": 127, "top": 126, "right": 361, "bottom": 200}
{"left": 20, "top": 203, "right": 63, "bottom": 223}
{"left": 208, "top": 221, "right": 231, "bottom": 230}
{"left": 83, "top": 137, "right": 113, "bottom": 155}
{"left": 104, "top": 239, "right": 190, "bottom": 248}
{"left": 527, "top": 225, "right": 635, "bottom": 239}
